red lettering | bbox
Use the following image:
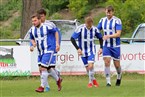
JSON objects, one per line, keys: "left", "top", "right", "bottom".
{"left": 69, "top": 54, "right": 74, "bottom": 61}
{"left": 128, "top": 54, "right": 134, "bottom": 60}
{"left": 60, "top": 54, "right": 66, "bottom": 64}
{"left": 57, "top": 53, "right": 75, "bottom": 64}
{"left": 138, "top": 52, "right": 142, "bottom": 60}
{"left": 0, "top": 62, "right": 8, "bottom": 67}
{"left": 121, "top": 54, "right": 128, "bottom": 60}
{"left": 142, "top": 53, "right": 145, "bottom": 60}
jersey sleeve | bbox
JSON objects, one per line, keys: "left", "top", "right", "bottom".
{"left": 28, "top": 27, "right": 34, "bottom": 46}
{"left": 50, "top": 22, "right": 57, "bottom": 28}
{"left": 44, "top": 21, "right": 56, "bottom": 29}
{"left": 29, "top": 28, "right": 34, "bottom": 40}
{"left": 71, "top": 26, "right": 82, "bottom": 39}
{"left": 97, "top": 18, "right": 103, "bottom": 30}
{"left": 46, "top": 26, "right": 57, "bottom": 34}
{"left": 95, "top": 28, "right": 103, "bottom": 39}
{"left": 115, "top": 19, "right": 122, "bottom": 30}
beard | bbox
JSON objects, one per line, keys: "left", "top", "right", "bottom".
{"left": 35, "top": 22, "right": 41, "bottom": 28}
{"left": 107, "top": 15, "right": 113, "bottom": 19}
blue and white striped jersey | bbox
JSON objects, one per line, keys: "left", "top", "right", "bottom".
{"left": 44, "top": 20, "right": 61, "bottom": 45}
{"left": 97, "top": 16, "right": 122, "bottom": 47}
{"left": 44, "top": 20, "right": 56, "bottom": 28}
{"left": 71, "top": 24, "right": 102, "bottom": 57}
{"left": 30, "top": 23, "right": 57, "bottom": 55}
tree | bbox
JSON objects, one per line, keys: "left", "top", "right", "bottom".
{"left": 20, "top": 0, "right": 42, "bottom": 38}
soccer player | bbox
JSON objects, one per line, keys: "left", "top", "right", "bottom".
{"left": 29, "top": 13, "right": 62, "bottom": 92}
{"left": 36, "top": 8, "right": 62, "bottom": 91}
{"left": 70, "top": 16, "right": 103, "bottom": 88}
{"left": 30, "top": 9, "right": 62, "bottom": 92}
{"left": 97, "top": 5, "right": 122, "bottom": 86}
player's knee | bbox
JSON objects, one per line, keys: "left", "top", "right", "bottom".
{"left": 40, "top": 66, "right": 48, "bottom": 71}
{"left": 104, "top": 60, "right": 111, "bottom": 66}
{"left": 88, "top": 63, "right": 94, "bottom": 70}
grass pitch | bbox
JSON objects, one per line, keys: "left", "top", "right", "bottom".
{"left": 0, "top": 73, "right": 145, "bottom": 97}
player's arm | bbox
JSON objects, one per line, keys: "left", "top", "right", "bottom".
{"left": 70, "top": 37, "right": 82, "bottom": 56}
{"left": 55, "top": 31, "right": 60, "bottom": 52}
{"left": 30, "top": 40, "right": 36, "bottom": 52}
{"left": 103, "top": 19, "right": 122, "bottom": 40}
{"left": 103, "top": 30, "right": 121, "bottom": 40}
{"left": 70, "top": 26, "right": 82, "bottom": 56}
{"left": 95, "top": 28, "right": 103, "bottom": 55}
{"left": 30, "top": 30, "right": 36, "bottom": 52}
{"left": 47, "top": 25, "right": 60, "bottom": 52}
{"left": 70, "top": 37, "right": 79, "bottom": 50}
{"left": 50, "top": 22, "right": 62, "bottom": 45}
{"left": 97, "top": 18, "right": 103, "bottom": 30}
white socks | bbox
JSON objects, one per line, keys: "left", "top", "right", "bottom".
{"left": 40, "top": 70, "right": 49, "bottom": 88}
{"left": 49, "top": 68, "right": 59, "bottom": 81}
{"left": 105, "top": 67, "right": 111, "bottom": 84}
{"left": 88, "top": 68, "right": 95, "bottom": 83}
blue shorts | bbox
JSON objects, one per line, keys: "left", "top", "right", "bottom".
{"left": 38, "top": 52, "right": 54, "bottom": 67}
{"left": 50, "top": 53, "right": 57, "bottom": 66}
{"left": 81, "top": 54, "right": 95, "bottom": 66}
{"left": 103, "top": 46, "right": 120, "bottom": 60}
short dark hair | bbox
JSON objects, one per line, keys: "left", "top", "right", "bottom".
{"left": 106, "top": 5, "right": 114, "bottom": 12}
{"left": 31, "top": 13, "right": 41, "bottom": 19}
{"left": 37, "top": 8, "right": 47, "bottom": 15}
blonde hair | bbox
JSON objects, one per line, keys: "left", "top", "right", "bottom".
{"left": 85, "top": 16, "right": 93, "bottom": 23}
{"left": 106, "top": 5, "right": 114, "bottom": 12}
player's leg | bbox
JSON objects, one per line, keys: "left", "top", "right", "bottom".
{"left": 88, "top": 54, "right": 99, "bottom": 87}
{"left": 35, "top": 55, "right": 46, "bottom": 92}
{"left": 112, "top": 47, "right": 122, "bottom": 86}
{"left": 49, "top": 54, "right": 62, "bottom": 91}
{"left": 49, "top": 54, "right": 61, "bottom": 77}
{"left": 81, "top": 57, "right": 93, "bottom": 88}
{"left": 48, "top": 67, "right": 62, "bottom": 91}
{"left": 35, "top": 53, "right": 53, "bottom": 92}
{"left": 45, "top": 80, "right": 50, "bottom": 92}
{"left": 35, "top": 66, "right": 49, "bottom": 92}
{"left": 44, "top": 71, "right": 50, "bottom": 92}
{"left": 103, "top": 47, "right": 112, "bottom": 86}
{"left": 44, "top": 54, "right": 57, "bottom": 92}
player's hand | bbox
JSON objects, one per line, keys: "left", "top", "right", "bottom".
{"left": 33, "top": 43, "right": 36, "bottom": 47}
{"left": 103, "top": 35, "right": 110, "bottom": 40}
{"left": 56, "top": 43, "right": 60, "bottom": 52}
{"left": 31, "top": 40, "right": 36, "bottom": 47}
{"left": 30, "top": 46, "right": 34, "bottom": 52}
{"left": 98, "top": 48, "right": 102, "bottom": 55}
{"left": 77, "top": 49, "right": 83, "bottom": 56}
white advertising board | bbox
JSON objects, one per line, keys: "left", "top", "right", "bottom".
{"left": 0, "top": 46, "right": 31, "bottom": 76}
{"left": 31, "top": 42, "right": 145, "bottom": 75}
{"left": 1, "top": 44, "right": 144, "bottom": 76}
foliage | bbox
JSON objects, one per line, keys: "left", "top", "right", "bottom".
{"left": 50, "top": 13, "right": 62, "bottom": 19}
{"left": 0, "top": 0, "right": 22, "bottom": 21}
{"left": 68, "top": 0, "right": 97, "bottom": 19}
{"left": 105, "top": 0, "right": 145, "bottom": 36}
{"left": 93, "top": 13, "right": 106, "bottom": 26}
{"left": 0, "top": 16, "right": 21, "bottom": 39}
{"left": 1, "top": 0, "right": 145, "bottom": 39}
{"left": 42, "top": 0, "right": 69, "bottom": 15}
{"left": 0, "top": 28, "right": 12, "bottom": 38}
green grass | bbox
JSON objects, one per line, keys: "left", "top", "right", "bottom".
{"left": 0, "top": 74, "right": 145, "bottom": 97}
{"left": 0, "top": 42, "right": 18, "bottom": 45}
